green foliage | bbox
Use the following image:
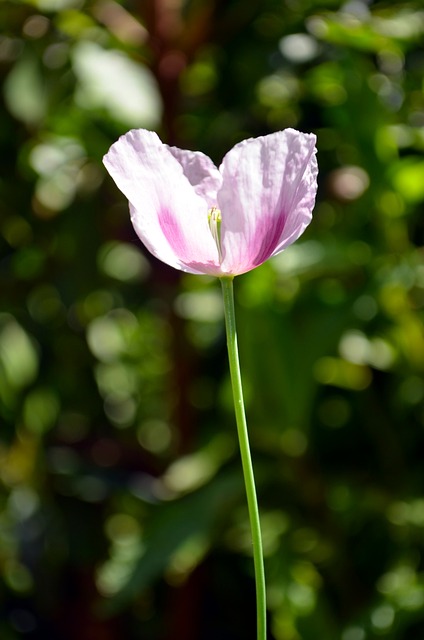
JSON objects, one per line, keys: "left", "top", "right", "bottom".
{"left": 1, "top": 0, "right": 424, "bottom": 638}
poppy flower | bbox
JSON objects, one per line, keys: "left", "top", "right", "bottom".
{"left": 103, "top": 128, "right": 318, "bottom": 277}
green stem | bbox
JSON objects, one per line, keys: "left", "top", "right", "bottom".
{"left": 220, "top": 276, "right": 266, "bottom": 640}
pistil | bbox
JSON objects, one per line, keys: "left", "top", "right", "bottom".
{"left": 208, "top": 206, "right": 222, "bottom": 261}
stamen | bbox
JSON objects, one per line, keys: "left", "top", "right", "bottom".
{"left": 208, "top": 206, "right": 222, "bottom": 261}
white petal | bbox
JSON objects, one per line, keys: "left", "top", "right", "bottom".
{"left": 217, "top": 129, "right": 318, "bottom": 275}
{"left": 166, "top": 146, "right": 222, "bottom": 208}
{"left": 103, "top": 129, "right": 221, "bottom": 275}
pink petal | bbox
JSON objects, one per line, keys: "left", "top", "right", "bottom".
{"left": 166, "top": 146, "right": 222, "bottom": 209}
{"left": 103, "top": 129, "right": 221, "bottom": 275}
{"left": 217, "top": 129, "right": 318, "bottom": 275}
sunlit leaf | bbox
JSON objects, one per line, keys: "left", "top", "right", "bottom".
{"left": 4, "top": 55, "right": 46, "bottom": 125}
{"left": 71, "top": 41, "right": 162, "bottom": 127}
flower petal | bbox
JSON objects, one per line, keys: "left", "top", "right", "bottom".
{"left": 166, "top": 146, "right": 222, "bottom": 209}
{"left": 217, "top": 129, "right": 318, "bottom": 275}
{"left": 103, "top": 129, "right": 221, "bottom": 275}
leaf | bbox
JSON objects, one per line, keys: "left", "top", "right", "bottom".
{"left": 102, "top": 470, "right": 243, "bottom": 612}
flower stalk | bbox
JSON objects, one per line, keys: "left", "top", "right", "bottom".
{"left": 220, "top": 276, "right": 266, "bottom": 640}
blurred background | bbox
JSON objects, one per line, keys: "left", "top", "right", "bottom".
{"left": 1, "top": 0, "right": 424, "bottom": 638}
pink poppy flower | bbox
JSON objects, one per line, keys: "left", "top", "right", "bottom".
{"left": 103, "top": 128, "right": 318, "bottom": 277}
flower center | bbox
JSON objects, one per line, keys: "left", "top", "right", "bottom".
{"left": 208, "top": 206, "right": 222, "bottom": 261}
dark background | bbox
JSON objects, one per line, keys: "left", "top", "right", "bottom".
{"left": 1, "top": 0, "right": 424, "bottom": 638}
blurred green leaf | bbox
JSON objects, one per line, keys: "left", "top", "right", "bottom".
{"left": 4, "top": 55, "right": 46, "bottom": 125}
{"left": 103, "top": 470, "right": 243, "bottom": 612}
{"left": 391, "top": 159, "right": 424, "bottom": 203}
{"left": 71, "top": 41, "right": 162, "bottom": 127}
